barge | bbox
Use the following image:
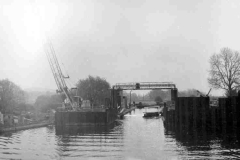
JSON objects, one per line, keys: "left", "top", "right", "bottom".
{"left": 143, "top": 106, "right": 162, "bottom": 118}
{"left": 55, "top": 108, "right": 118, "bottom": 126}
{"left": 55, "top": 88, "right": 124, "bottom": 127}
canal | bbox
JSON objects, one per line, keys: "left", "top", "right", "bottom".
{"left": 0, "top": 107, "right": 240, "bottom": 160}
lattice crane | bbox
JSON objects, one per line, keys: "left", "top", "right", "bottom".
{"left": 44, "top": 39, "right": 76, "bottom": 110}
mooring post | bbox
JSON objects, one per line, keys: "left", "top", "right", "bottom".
{"left": 201, "top": 97, "right": 206, "bottom": 132}
{"left": 188, "top": 97, "right": 193, "bottom": 131}
{"left": 237, "top": 91, "right": 240, "bottom": 141}
{"left": 221, "top": 98, "right": 227, "bottom": 134}
{"left": 163, "top": 102, "right": 167, "bottom": 124}
{"left": 211, "top": 106, "right": 216, "bottom": 133}
{"left": 232, "top": 97, "right": 237, "bottom": 133}
{"left": 193, "top": 97, "right": 197, "bottom": 131}
{"left": 179, "top": 98, "right": 183, "bottom": 132}
{"left": 184, "top": 98, "right": 189, "bottom": 132}
{"left": 171, "top": 88, "right": 178, "bottom": 127}
{"left": 175, "top": 98, "right": 179, "bottom": 130}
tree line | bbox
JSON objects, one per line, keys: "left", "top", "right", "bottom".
{"left": 0, "top": 79, "right": 33, "bottom": 114}
{"left": 1, "top": 47, "right": 239, "bottom": 114}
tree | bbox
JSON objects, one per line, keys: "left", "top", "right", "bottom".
{"left": 178, "top": 89, "right": 201, "bottom": 97}
{"left": 76, "top": 75, "right": 110, "bottom": 106}
{"left": 147, "top": 90, "right": 171, "bottom": 101}
{"left": 34, "top": 94, "right": 62, "bottom": 112}
{"left": 0, "top": 79, "right": 25, "bottom": 114}
{"left": 154, "top": 96, "right": 163, "bottom": 103}
{"left": 208, "top": 48, "right": 240, "bottom": 97}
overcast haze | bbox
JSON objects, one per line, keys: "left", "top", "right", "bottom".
{"left": 1, "top": 0, "right": 240, "bottom": 95}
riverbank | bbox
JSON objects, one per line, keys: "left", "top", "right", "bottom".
{"left": 0, "top": 121, "right": 53, "bottom": 133}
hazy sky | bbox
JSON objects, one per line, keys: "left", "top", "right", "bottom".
{"left": 1, "top": 0, "right": 240, "bottom": 95}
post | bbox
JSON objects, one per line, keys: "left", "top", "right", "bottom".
{"left": 237, "top": 91, "right": 240, "bottom": 140}
{"left": 171, "top": 88, "right": 178, "bottom": 110}
{"left": 220, "top": 98, "right": 227, "bottom": 134}
{"left": 179, "top": 98, "right": 183, "bottom": 133}
{"left": 193, "top": 97, "right": 197, "bottom": 131}
{"left": 184, "top": 98, "right": 189, "bottom": 132}
{"left": 130, "top": 90, "right": 132, "bottom": 106}
{"left": 0, "top": 86, "right": 3, "bottom": 114}
{"left": 232, "top": 97, "right": 237, "bottom": 133}
{"left": 175, "top": 97, "right": 179, "bottom": 129}
{"left": 211, "top": 107, "right": 216, "bottom": 133}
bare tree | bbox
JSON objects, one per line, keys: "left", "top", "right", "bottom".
{"left": 208, "top": 48, "right": 240, "bottom": 97}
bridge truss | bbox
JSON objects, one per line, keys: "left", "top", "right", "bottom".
{"left": 113, "top": 82, "right": 177, "bottom": 90}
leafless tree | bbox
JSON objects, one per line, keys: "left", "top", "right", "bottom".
{"left": 208, "top": 48, "right": 240, "bottom": 97}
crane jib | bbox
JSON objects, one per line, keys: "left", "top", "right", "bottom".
{"left": 44, "top": 39, "right": 75, "bottom": 110}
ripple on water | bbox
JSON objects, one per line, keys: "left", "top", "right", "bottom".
{"left": 0, "top": 109, "right": 240, "bottom": 159}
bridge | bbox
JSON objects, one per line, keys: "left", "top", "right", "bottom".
{"left": 113, "top": 82, "right": 176, "bottom": 90}
{"left": 113, "top": 82, "right": 177, "bottom": 118}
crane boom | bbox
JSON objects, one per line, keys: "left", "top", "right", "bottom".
{"left": 44, "top": 39, "right": 75, "bottom": 110}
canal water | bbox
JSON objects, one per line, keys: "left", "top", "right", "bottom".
{"left": 0, "top": 107, "right": 240, "bottom": 160}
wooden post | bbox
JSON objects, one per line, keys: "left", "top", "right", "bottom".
{"left": 175, "top": 98, "right": 179, "bottom": 131}
{"left": 179, "top": 98, "right": 183, "bottom": 132}
{"left": 201, "top": 97, "right": 206, "bottom": 131}
{"left": 188, "top": 97, "right": 193, "bottom": 131}
{"left": 221, "top": 98, "right": 227, "bottom": 134}
{"left": 205, "top": 97, "right": 210, "bottom": 130}
{"left": 211, "top": 107, "right": 216, "bottom": 133}
{"left": 184, "top": 98, "right": 189, "bottom": 132}
{"left": 193, "top": 97, "right": 197, "bottom": 131}
{"left": 232, "top": 97, "right": 237, "bottom": 133}
{"left": 237, "top": 92, "right": 240, "bottom": 141}
{"left": 163, "top": 105, "right": 168, "bottom": 124}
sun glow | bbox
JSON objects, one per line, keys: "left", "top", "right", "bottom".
{"left": 19, "top": 4, "right": 46, "bottom": 61}
{"left": 4, "top": 1, "right": 57, "bottom": 61}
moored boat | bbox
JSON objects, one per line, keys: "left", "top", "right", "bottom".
{"left": 143, "top": 106, "right": 161, "bottom": 118}
{"left": 143, "top": 112, "right": 160, "bottom": 118}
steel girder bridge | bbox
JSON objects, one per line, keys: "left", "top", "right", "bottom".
{"left": 113, "top": 82, "right": 177, "bottom": 90}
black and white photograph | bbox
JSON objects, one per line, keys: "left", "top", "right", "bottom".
{"left": 0, "top": 0, "right": 240, "bottom": 159}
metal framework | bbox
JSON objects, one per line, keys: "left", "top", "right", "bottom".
{"left": 44, "top": 39, "right": 74, "bottom": 109}
{"left": 113, "top": 82, "right": 176, "bottom": 90}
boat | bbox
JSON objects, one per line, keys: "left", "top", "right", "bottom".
{"left": 143, "top": 112, "right": 160, "bottom": 117}
{"left": 136, "top": 102, "right": 144, "bottom": 109}
{"left": 143, "top": 106, "right": 161, "bottom": 118}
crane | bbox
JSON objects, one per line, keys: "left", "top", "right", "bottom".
{"left": 44, "top": 38, "right": 78, "bottom": 110}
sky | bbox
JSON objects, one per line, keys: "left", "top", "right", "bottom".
{"left": 1, "top": 0, "right": 240, "bottom": 96}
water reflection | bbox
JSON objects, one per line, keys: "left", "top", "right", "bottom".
{"left": 55, "top": 122, "right": 119, "bottom": 135}
{"left": 55, "top": 121, "right": 124, "bottom": 159}
{"left": 0, "top": 108, "right": 240, "bottom": 159}
{"left": 164, "top": 123, "right": 240, "bottom": 159}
